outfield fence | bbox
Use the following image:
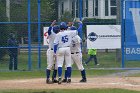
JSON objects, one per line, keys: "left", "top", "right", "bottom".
{"left": 0, "top": 0, "right": 140, "bottom": 71}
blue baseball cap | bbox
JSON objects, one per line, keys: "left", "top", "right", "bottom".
{"left": 60, "top": 22, "right": 67, "bottom": 29}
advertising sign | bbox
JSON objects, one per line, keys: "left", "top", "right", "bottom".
{"left": 43, "top": 27, "right": 49, "bottom": 45}
{"left": 125, "top": 0, "right": 140, "bottom": 60}
{"left": 87, "top": 25, "right": 121, "bottom": 49}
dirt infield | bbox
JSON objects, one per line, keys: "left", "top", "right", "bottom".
{"left": 0, "top": 77, "right": 140, "bottom": 91}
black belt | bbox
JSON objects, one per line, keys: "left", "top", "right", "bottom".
{"left": 58, "top": 46, "right": 70, "bottom": 48}
{"left": 71, "top": 52, "right": 79, "bottom": 54}
{"left": 65, "top": 46, "right": 70, "bottom": 47}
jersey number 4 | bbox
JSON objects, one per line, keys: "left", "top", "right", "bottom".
{"left": 62, "top": 35, "right": 68, "bottom": 43}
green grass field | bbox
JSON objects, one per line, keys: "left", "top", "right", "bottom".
{"left": 1, "top": 69, "right": 139, "bottom": 93}
{"left": 0, "top": 69, "right": 124, "bottom": 80}
{"left": 1, "top": 51, "right": 140, "bottom": 71}
{"left": 0, "top": 89, "right": 140, "bottom": 93}
{"left": 0, "top": 51, "right": 140, "bottom": 93}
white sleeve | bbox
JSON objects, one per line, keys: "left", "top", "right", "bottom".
{"left": 77, "top": 35, "right": 82, "bottom": 43}
{"left": 70, "top": 30, "right": 78, "bottom": 37}
{"left": 54, "top": 34, "right": 59, "bottom": 45}
{"left": 73, "top": 35, "right": 81, "bottom": 44}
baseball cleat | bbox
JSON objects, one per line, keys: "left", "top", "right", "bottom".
{"left": 67, "top": 79, "right": 71, "bottom": 83}
{"left": 52, "top": 79, "right": 58, "bottom": 83}
{"left": 79, "top": 79, "right": 87, "bottom": 82}
{"left": 58, "top": 78, "right": 62, "bottom": 84}
{"left": 62, "top": 78, "right": 67, "bottom": 83}
{"left": 46, "top": 79, "right": 53, "bottom": 84}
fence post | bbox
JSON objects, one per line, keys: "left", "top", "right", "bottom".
{"left": 121, "top": 0, "right": 125, "bottom": 68}
{"left": 79, "top": 0, "right": 83, "bottom": 39}
{"left": 38, "top": 0, "right": 41, "bottom": 69}
{"left": 28, "top": 0, "right": 32, "bottom": 70}
{"left": 79, "top": 0, "right": 84, "bottom": 54}
{"left": 79, "top": 0, "right": 83, "bottom": 21}
{"left": 116, "top": 0, "right": 121, "bottom": 63}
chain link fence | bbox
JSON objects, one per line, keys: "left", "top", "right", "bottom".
{"left": 0, "top": 0, "right": 57, "bottom": 71}
{"left": 0, "top": 0, "right": 139, "bottom": 71}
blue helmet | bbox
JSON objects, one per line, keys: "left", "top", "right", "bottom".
{"left": 53, "top": 25, "right": 60, "bottom": 34}
{"left": 70, "top": 26, "right": 77, "bottom": 30}
{"left": 60, "top": 22, "right": 67, "bottom": 29}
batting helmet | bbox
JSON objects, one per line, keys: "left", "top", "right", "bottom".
{"left": 60, "top": 22, "right": 67, "bottom": 30}
{"left": 53, "top": 25, "right": 60, "bottom": 34}
{"left": 70, "top": 26, "right": 77, "bottom": 30}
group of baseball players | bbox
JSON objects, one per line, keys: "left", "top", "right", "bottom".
{"left": 45, "top": 20, "right": 87, "bottom": 84}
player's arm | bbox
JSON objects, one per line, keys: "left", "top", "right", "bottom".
{"left": 51, "top": 20, "right": 56, "bottom": 27}
{"left": 53, "top": 34, "right": 59, "bottom": 54}
{"left": 48, "top": 20, "right": 57, "bottom": 35}
{"left": 72, "top": 35, "right": 81, "bottom": 44}
{"left": 76, "top": 35, "right": 82, "bottom": 44}
{"left": 54, "top": 44, "right": 58, "bottom": 54}
{"left": 77, "top": 20, "right": 83, "bottom": 33}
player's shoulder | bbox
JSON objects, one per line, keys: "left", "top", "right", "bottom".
{"left": 72, "top": 35, "right": 79, "bottom": 39}
{"left": 59, "top": 31, "right": 70, "bottom": 35}
{"left": 55, "top": 32, "right": 63, "bottom": 38}
{"left": 57, "top": 31, "right": 63, "bottom": 35}
{"left": 65, "top": 30, "right": 77, "bottom": 34}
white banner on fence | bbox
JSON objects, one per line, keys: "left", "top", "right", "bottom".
{"left": 87, "top": 25, "right": 121, "bottom": 49}
{"left": 43, "top": 27, "right": 49, "bottom": 45}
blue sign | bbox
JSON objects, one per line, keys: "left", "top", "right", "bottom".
{"left": 88, "top": 32, "right": 98, "bottom": 42}
{"left": 125, "top": 0, "right": 140, "bottom": 60}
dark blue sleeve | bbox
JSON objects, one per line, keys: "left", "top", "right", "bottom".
{"left": 48, "top": 26, "right": 52, "bottom": 35}
{"left": 54, "top": 44, "right": 58, "bottom": 54}
{"left": 77, "top": 23, "right": 83, "bottom": 38}
{"left": 77, "top": 23, "right": 82, "bottom": 33}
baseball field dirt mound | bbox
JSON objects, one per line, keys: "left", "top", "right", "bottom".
{"left": 0, "top": 77, "right": 140, "bottom": 91}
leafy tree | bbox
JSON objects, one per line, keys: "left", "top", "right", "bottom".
{"left": 0, "top": 1, "right": 9, "bottom": 60}
{"left": 59, "top": 10, "right": 73, "bottom": 22}
{"left": 10, "top": 0, "right": 58, "bottom": 42}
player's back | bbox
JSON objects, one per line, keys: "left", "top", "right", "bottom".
{"left": 57, "top": 31, "right": 71, "bottom": 48}
{"left": 54, "top": 30, "right": 77, "bottom": 48}
{"left": 70, "top": 35, "right": 82, "bottom": 53}
{"left": 48, "top": 30, "right": 56, "bottom": 49}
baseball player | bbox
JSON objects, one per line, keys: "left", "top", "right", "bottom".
{"left": 62, "top": 26, "right": 87, "bottom": 83}
{"left": 71, "top": 34, "right": 87, "bottom": 82}
{"left": 53, "top": 22, "right": 77, "bottom": 84}
{"left": 46, "top": 20, "right": 60, "bottom": 84}
{"left": 67, "top": 21, "right": 83, "bottom": 37}
{"left": 62, "top": 21, "right": 86, "bottom": 82}
{"left": 67, "top": 22, "right": 74, "bottom": 30}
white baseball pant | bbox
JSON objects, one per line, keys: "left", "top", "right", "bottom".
{"left": 56, "top": 47, "right": 71, "bottom": 68}
{"left": 71, "top": 52, "right": 84, "bottom": 71}
{"left": 46, "top": 48, "right": 57, "bottom": 70}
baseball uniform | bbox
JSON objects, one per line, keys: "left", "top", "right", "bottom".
{"left": 46, "top": 25, "right": 59, "bottom": 84}
{"left": 54, "top": 29, "right": 77, "bottom": 84}
{"left": 71, "top": 35, "right": 87, "bottom": 82}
